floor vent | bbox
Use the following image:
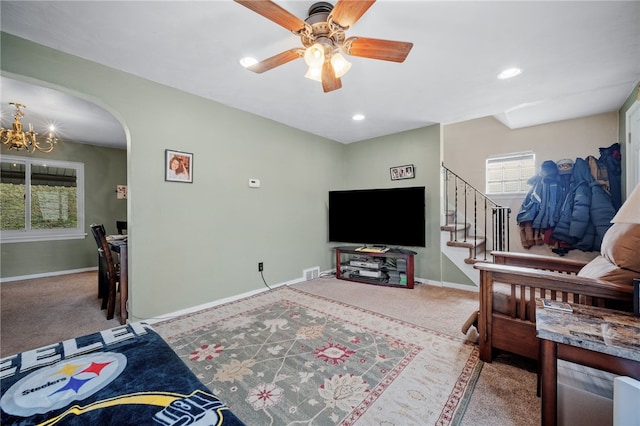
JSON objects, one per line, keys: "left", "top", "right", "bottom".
{"left": 303, "top": 266, "right": 320, "bottom": 281}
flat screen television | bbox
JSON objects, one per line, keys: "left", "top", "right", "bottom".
{"left": 328, "top": 186, "right": 426, "bottom": 247}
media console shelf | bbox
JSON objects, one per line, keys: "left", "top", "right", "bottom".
{"left": 334, "top": 246, "right": 416, "bottom": 289}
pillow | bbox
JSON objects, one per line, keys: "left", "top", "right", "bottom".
{"left": 600, "top": 223, "right": 640, "bottom": 273}
{"left": 577, "top": 255, "right": 639, "bottom": 286}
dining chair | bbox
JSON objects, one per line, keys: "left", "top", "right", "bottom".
{"left": 90, "top": 224, "right": 120, "bottom": 320}
{"left": 116, "top": 220, "right": 127, "bottom": 235}
{"left": 89, "top": 223, "right": 108, "bottom": 302}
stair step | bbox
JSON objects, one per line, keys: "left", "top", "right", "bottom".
{"left": 440, "top": 223, "right": 469, "bottom": 232}
{"left": 440, "top": 218, "right": 490, "bottom": 268}
{"left": 446, "top": 238, "right": 486, "bottom": 249}
{"left": 464, "top": 256, "right": 490, "bottom": 265}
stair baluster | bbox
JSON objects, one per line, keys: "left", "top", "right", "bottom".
{"left": 441, "top": 163, "right": 511, "bottom": 263}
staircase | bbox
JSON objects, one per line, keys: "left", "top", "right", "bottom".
{"left": 441, "top": 222, "right": 486, "bottom": 264}
{"left": 441, "top": 163, "right": 511, "bottom": 284}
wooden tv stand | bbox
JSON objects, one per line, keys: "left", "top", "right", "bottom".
{"left": 334, "top": 246, "right": 416, "bottom": 289}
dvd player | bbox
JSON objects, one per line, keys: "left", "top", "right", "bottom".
{"left": 350, "top": 260, "right": 380, "bottom": 269}
{"left": 358, "top": 270, "right": 382, "bottom": 278}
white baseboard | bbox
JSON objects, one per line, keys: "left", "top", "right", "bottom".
{"left": 412, "top": 277, "right": 479, "bottom": 292}
{"left": 0, "top": 267, "right": 98, "bottom": 284}
{"left": 144, "top": 287, "right": 272, "bottom": 324}
{"left": 143, "top": 274, "right": 310, "bottom": 324}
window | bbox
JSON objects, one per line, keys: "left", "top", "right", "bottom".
{"left": 1, "top": 155, "right": 84, "bottom": 242}
{"left": 486, "top": 152, "right": 536, "bottom": 195}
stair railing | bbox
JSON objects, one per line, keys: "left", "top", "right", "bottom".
{"left": 442, "top": 163, "right": 511, "bottom": 261}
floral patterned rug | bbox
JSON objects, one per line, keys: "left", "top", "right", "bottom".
{"left": 155, "top": 286, "right": 482, "bottom": 426}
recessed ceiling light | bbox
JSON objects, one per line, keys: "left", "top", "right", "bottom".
{"left": 240, "top": 57, "right": 258, "bottom": 68}
{"left": 497, "top": 67, "right": 522, "bottom": 80}
{"left": 352, "top": 114, "right": 365, "bottom": 121}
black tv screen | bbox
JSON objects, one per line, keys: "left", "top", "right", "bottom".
{"left": 328, "top": 186, "right": 426, "bottom": 247}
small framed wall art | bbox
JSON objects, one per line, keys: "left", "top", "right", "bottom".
{"left": 165, "top": 149, "right": 193, "bottom": 183}
{"left": 116, "top": 185, "right": 127, "bottom": 199}
{"left": 390, "top": 164, "right": 415, "bottom": 181}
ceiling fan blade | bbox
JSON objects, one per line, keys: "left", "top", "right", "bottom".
{"left": 247, "top": 49, "right": 304, "bottom": 73}
{"left": 343, "top": 37, "right": 413, "bottom": 62}
{"left": 234, "top": 0, "right": 306, "bottom": 33}
{"left": 321, "top": 61, "right": 342, "bottom": 93}
{"left": 330, "top": 0, "right": 376, "bottom": 28}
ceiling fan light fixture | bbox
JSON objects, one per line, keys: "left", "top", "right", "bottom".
{"left": 304, "top": 43, "right": 326, "bottom": 68}
{"left": 304, "top": 66, "right": 323, "bottom": 82}
{"left": 233, "top": 0, "right": 413, "bottom": 92}
{"left": 331, "top": 52, "right": 351, "bottom": 78}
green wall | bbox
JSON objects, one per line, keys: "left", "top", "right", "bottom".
{"left": 342, "top": 125, "right": 444, "bottom": 282}
{"left": 1, "top": 33, "right": 348, "bottom": 321}
{"left": 1, "top": 33, "right": 458, "bottom": 321}
{"left": 1, "top": 141, "right": 126, "bottom": 277}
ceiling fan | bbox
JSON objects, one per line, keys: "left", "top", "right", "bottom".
{"left": 235, "top": 0, "right": 413, "bottom": 93}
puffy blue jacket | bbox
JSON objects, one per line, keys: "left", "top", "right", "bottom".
{"left": 598, "top": 143, "right": 622, "bottom": 210}
{"left": 585, "top": 156, "right": 616, "bottom": 249}
{"left": 552, "top": 158, "right": 615, "bottom": 251}
{"left": 552, "top": 158, "right": 593, "bottom": 248}
{"left": 517, "top": 160, "right": 559, "bottom": 229}
{"left": 516, "top": 176, "right": 542, "bottom": 224}
{"left": 533, "top": 161, "right": 561, "bottom": 230}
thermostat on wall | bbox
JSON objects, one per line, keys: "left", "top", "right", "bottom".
{"left": 249, "top": 178, "right": 261, "bottom": 188}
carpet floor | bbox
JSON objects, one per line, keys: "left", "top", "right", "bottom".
{"left": 0, "top": 272, "right": 540, "bottom": 425}
{"left": 0, "top": 272, "right": 121, "bottom": 357}
{"left": 155, "top": 285, "right": 482, "bottom": 425}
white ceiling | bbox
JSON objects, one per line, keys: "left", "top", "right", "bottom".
{"left": 1, "top": 1, "right": 639, "bottom": 150}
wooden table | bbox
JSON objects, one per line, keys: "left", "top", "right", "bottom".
{"left": 108, "top": 238, "right": 128, "bottom": 325}
{"left": 535, "top": 300, "right": 640, "bottom": 426}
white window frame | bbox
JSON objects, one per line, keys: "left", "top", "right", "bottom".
{"left": 0, "top": 155, "right": 85, "bottom": 243}
{"left": 486, "top": 151, "right": 536, "bottom": 195}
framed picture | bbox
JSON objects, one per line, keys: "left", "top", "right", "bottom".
{"left": 116, "top": 185, "right": 127, "bottom": 199}
{"left": 390, "top": 164, "right": 415, "bottom": 181}
{"left": 165, "top": 149, "right": 193, "bottom": 183}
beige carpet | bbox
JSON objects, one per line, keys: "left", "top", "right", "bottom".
{"left": 0, "top": 271, "right": 121, "bottom": 357}
{"left": 0, "top": 272, "right": 540, "bottom": 425}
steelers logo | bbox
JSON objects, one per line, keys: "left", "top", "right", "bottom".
{"left": 1, "top": 352, "right": 126, "bottom": 417}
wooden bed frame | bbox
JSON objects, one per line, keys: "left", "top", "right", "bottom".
{"left": 473, "top": 251, "right": 633, "bottom": 363}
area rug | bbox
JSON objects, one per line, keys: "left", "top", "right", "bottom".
{"left": 155, "top": 286, "right": 482, "bottom": 426}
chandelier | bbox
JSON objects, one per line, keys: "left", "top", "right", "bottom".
{"left": 1, "top": 102, "right": 58, "bottom": 153}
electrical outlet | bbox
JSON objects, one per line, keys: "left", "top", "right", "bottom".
{"left": 258, "top": 262, "right": 264, "bottom": 272}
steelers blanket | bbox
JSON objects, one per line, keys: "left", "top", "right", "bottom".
{"left": 0, "top": 322, "right": 245, "bottom": 425}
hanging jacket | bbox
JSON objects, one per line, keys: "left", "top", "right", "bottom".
{"left": 516, "top": 176, "right": 543, "bottom": 225}
{"left": 585, "top": 155, "right": 616, "bottom": 250}
{"left": 516, "top": 160, "right": 559, "bottom": 228}
{"left": 552, "top": 158, "right": 594, "bottom": 249}
{"left": 532, "top": 160, "right": 561, "bottom": 230}
{"left": 598, "top": 143, "right": 622, "bottom": 210}
{"left": 552, "top": 173, "right": 572, "bottom": 226}
{"left": 552, "top": 157, "right": 616, "bottom": 251}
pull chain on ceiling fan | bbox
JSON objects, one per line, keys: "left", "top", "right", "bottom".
{"left": 234, "top": 0, "right": 413, "bottom": 93}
